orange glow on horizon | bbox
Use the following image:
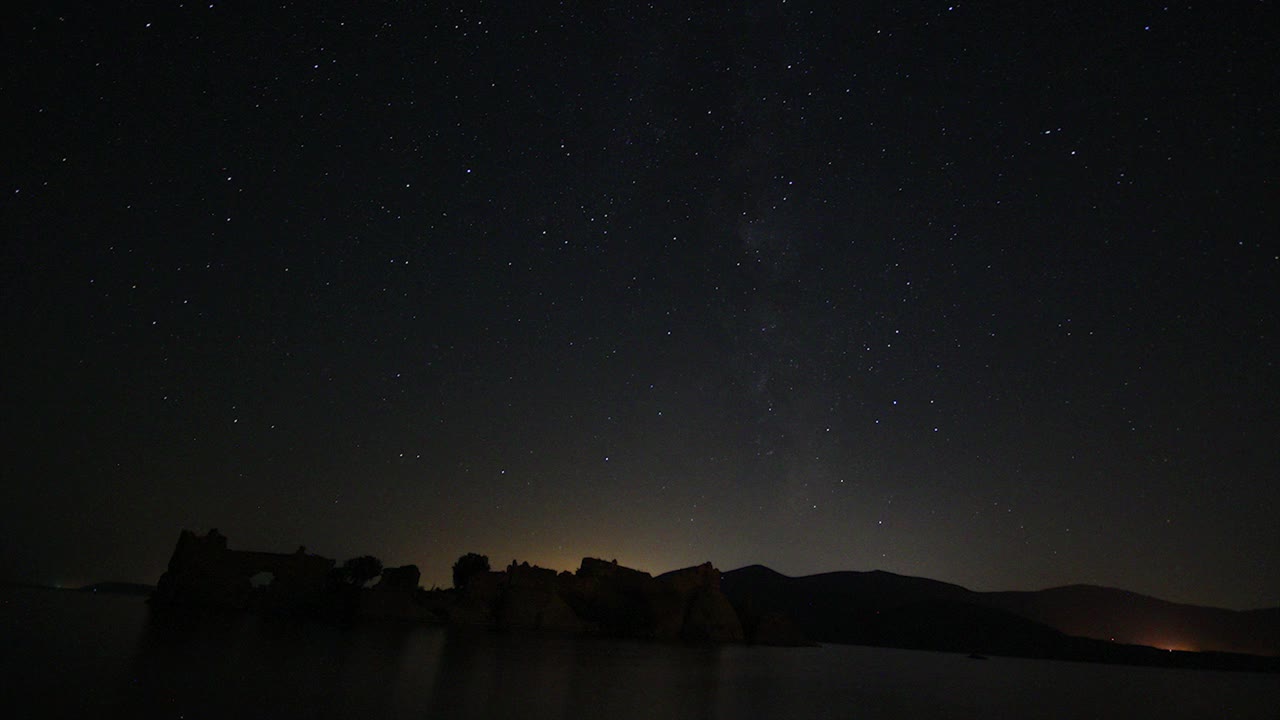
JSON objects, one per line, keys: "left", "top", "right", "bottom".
{"left": 1152, "top": 639, "right": 1198, "bottom": 653}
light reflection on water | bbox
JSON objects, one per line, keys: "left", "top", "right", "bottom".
{"left": 2, "top": 586, "right": 1276, "bottom": 719}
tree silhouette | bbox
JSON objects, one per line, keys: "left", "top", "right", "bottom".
{"left": 340, "top": 555, "right": 384, "bottom": 587}
{"left": 452, "top": 553, "right": 490, "bottom": 589}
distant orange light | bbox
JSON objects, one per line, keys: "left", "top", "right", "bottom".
{"left": 1153, "top": 639, "right": 1197, "bottom": 653}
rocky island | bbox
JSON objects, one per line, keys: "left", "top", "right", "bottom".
{"left": 150, "top": 528, "right": 805, "bottom": 645}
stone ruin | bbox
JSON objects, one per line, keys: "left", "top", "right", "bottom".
{"left": 151, "top": 528, "right": 335, "bottom": 611}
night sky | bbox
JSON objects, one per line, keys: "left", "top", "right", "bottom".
{"left": 4, "top": 2, "right": 1276, "bottom": 610}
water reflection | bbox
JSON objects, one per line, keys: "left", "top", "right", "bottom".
{"left": 122, "top": 610, "right": 730, "bottom": 719}
{"left": 3, "top": 589, "right": 1277, "bottom": 720}
{"left": 425, "top": 629, "right": 725, "bottom": 719}
{"left": 120, "top": 608, "right": 447, "bottom": 718}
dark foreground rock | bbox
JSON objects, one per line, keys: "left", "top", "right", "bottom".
{"left": 442, "top": 557, "right": 746, "bottom": 642}
{"left": 152, "top": 529, "right": 336, "bottom": 613}
{"left": 150, "top": 529, "right": 432, "bottom": 622}
{"left": 563, "top": 559, "right": 743, "bottom": 642}
{"left": 359, "top": 565, "right": 437, "bottom": 621}
{"left": 150, "top": 529, "right": 779, "bottom": 644}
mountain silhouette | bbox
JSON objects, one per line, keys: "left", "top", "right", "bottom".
{"left": 721, "top": 566, "right": 1280, "bottom": 667}
{"left": 979, "top": 584, "right": 1280, "bottom": 656}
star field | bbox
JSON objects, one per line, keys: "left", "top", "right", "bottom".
{"left": 3, "top": 2, "right": 1277, "bottom": 609}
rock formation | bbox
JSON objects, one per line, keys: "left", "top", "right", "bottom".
{"left": 374, "top": 564, "right": 421, "bottom": 592}
{"left": 151, "top": 530, "right": 753, "bottom": 644}
{"left": 359, "top": 564, "right": 437, "bottom": 621}
{"left": 152, "top": 529, "right": 335, "bottom": 612}
{"left": 657, "top": 563, "right": 745, "bottom": 642}
{"left": 557, "top": 558, "right": 743, "bottom": 642}
{"left": 495, "top": 562, "right": 592, "bottom": 633}
{"left": 430, "top": 556, "right": 744, "bottom": 642}
{"left": 446, "top": 569, "right": 504, "bottom": 626}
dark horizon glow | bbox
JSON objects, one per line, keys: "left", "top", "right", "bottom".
{"left": 3, "top": 3, "right": 1276, "bottom": 611}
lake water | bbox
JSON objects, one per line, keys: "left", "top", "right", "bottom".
{"left": 2, "top": 586, "right": 1276, "bottom": 719}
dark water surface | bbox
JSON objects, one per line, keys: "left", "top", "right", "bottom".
{"left": 2, "top": 586, "right": 1276, "bottom": 719}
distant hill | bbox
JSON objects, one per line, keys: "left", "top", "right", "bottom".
{"left": 0, "top": 579, "right": 156, "bottom": 596}
{"left": 979, "top": 584, "right": 1280, "bottom": 657}
{"left": 721, "top": 566, "right": 1065, "bottom": 656}
{"left": 721, "top": 566, "right": 1280, "bottom": 668}
{"left": 78, "top": 581, "right": 156, "bottom": 596}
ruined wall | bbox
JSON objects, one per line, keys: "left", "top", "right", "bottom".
{"left": 152, "top": 529, "right": 335, "bottom": 611}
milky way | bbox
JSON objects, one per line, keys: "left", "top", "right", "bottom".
{"left": 3, "top": 2, "right": 1276, "bottom": 609}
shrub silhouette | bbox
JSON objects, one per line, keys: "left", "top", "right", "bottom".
{"left": 452, "top": 553, "right": 490, "bottom": 589}
{"left": 339, "top": 555, "right": 384, "bottom": 587}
